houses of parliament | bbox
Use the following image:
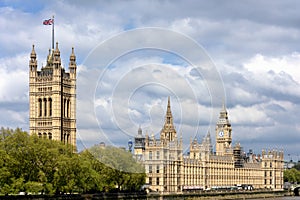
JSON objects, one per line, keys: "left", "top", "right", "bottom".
{"left": 134, "top": 97, "right": 284, "bottom": 193}
{"left": 28, "top": 43, "right": 284, "bottom": 194}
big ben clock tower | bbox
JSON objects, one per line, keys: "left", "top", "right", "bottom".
{"left": 215, "top": 103, "right": 232, "bottom": 156}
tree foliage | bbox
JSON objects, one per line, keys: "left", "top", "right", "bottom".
{"left": 284, "top": 166, "right": 300, "bottom": 183}
{"left": 0, "top": 127, "right": 145, "bottom": 195}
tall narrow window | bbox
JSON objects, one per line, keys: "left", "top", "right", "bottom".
{"left": 63, "top": 133, "right": 66, "bottom": 144}
{"left": 38, "top": 133, "right": 42, "bottom": 138}
{"left": 44, "top": 98, "right": 47, "bottom": 116}
{"left": 149, "top": 177, "right": 152, "bottom": 185}
{"left": 149, "top": 151, "right": 152, "bottom": 160}
{"left": 38, "top": 98, "right": 42, "bottom": 117}
{"left": 63, "top": 99, "right": 66, "bottom": 117}
{"left": 48, "top": 133, "right": 52, "bottom": 140}
{"left": 67, "top": 99, "right": 70, "bottom": 118}
{"left": 48, "top": 98, "right": 52, "bottom": 116}
{"left": 67, "top": 134, "right": 70, "bottom": 143}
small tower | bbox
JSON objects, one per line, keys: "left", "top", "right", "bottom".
{"left": 215, "top": 102, "right": 232, "bottom": 155}
{"left": 134, "top": 126, "right": 145, "bottom": 161}
{"left": 29, "top": 43, "right": 77, "bottom": 150}
{"left": 160, "top": 97, "right": 177, "bottom": 143}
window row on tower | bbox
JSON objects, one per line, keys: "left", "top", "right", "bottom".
{"left": 38, "top": 132, "right": 52, "bottom": 140}
{"left": 38, "top": 98, "right": 52, "bottom": 117}
{"left": 63, "top": 98, "right": 71, "bottom": 118}
{"left": 62, "top": 133, "right": 71, "bottom": 144}
{"left": 38, "top": 97, "right": 71, "bottom": 118}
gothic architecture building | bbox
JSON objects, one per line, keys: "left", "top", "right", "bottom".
{"left": 29, "top": 43, "right": 77, "bottom": 148}
{"left": 134, "top": 97, "right": 284, "bottom": 193}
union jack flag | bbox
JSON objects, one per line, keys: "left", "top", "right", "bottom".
{"left": 43, "top": 19, "right": 53, "bottom": 25}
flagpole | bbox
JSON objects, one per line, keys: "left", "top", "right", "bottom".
{"left": 52, "top": 15, "right": 54, "bottom": 50}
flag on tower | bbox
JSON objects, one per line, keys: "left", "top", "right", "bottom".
{"left": 43, "top": 19, "right": 53, "bottom": 25}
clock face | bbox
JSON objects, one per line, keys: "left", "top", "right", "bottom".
{"left": 219, "top": 131, "right": 224, "bottom": 137}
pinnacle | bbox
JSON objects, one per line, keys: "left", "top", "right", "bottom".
{"left": 30, "top": 44, "right": 36, "bottom": 58}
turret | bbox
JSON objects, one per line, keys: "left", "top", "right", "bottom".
{"left": 29, "top": 44, "right": 37, "bottom": 73}
{"left": 69, "top": 47, "right": 76, "bottom": 75}
{"left": 53, "top": 42, "right": 61, "bottom": 68}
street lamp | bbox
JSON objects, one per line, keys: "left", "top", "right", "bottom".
{"left": 128, "top": 139, "right": 133, "bottom": 153}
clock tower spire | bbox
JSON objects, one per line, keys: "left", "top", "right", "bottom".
{"left": 215, "top": 102, "right": 232, "bottom": 155}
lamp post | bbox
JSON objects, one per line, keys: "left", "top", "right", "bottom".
{"left": 128, "top": 139, "right": 133, "bottom": 153}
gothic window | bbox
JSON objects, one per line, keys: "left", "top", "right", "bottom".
{"left": 63, "top": 133, "right": 66, "bottom": 144}
{"left": 156, "top": 151, "right": 160, "bottom": 159}
{"left": 270, "top": 171, "right": 272, "bottom": 177}
{"left": 156, "top": 165, "right": 160, "bottom": 173}
{"left": 149, "top": 177, "right": 152, "bottom": 185}
{"left": 167, "top": 117, "right": 170, "bottom": 123}
{"left": 48, "top": 133, "right": 52, "bottom": 140}
{"left": 43, "top": 132, "right": 47, "bottom": 138}
{"left": 149, "top": 165, "right": 152, "bottom": 173}
{"left": 63, "top": 99, "right": 66, "bottom": 117}
{"left": 67, "top": 134, "right": 70, "bottom": 143}
{"left": 48, "top": 98, "right": 52, "bottom": 116}
{"left": 38, "top": 98, "right": 42, "bottom": 117}
{"left": 67, "top": 99, "right": 70, "bottom": 118}
{"left": 270, "top": 162, "right": 272, "bottom": 168}
{"left": 149, "top": 151, "right": 152, "bottom": 160}
{"left": 38, "top": 133, "right": 42, "bottom": 138}
{"left": 43, "top": 98, "right": 47, "bottom": 116}
{"left": 156, "top": 177, "right": 159, "bottom": 185}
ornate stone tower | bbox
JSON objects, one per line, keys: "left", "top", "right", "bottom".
{"left": 215, "top": 103, "right": 232, "bottom": 155}
{"left": 160, "top": 97, "right": 177, "bottom": 143}
{"left": 29, "top": 43, "right": 77, "bottom": 149}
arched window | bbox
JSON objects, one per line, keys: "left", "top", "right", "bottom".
{"left": 63, "top": 133, "right": 66, "bottom": 144}
{"left": 67, "top": 99, "right": 70, "bottom": 118}
{"left": 63, "top": 99, "right": 66, "bottom": 117}
{"left": 38, "top": 98, "right": 42, "bottom": 117}
{"left": 43, "top": 132, "right": 47, "bottom": 139}
{"left": 48, "top": 132, "right": 52, "bottom": 140}
{"left": 38, "top": 133, "right": 42, "bottom": 138}
{"left": 43, "top": 98, "right": 47, "bottom": 116}
{"left": 67, "top": 134, "right": 70, "bottom": 143}
{"left": 48, "top": 98, "right": 52, "bottom": 116}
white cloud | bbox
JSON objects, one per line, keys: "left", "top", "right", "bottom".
{"left": 244, "top": 53, "right": 300, "bottom": 84}
{"left": 230, "top": 105, "right": 273, "bottom": 126}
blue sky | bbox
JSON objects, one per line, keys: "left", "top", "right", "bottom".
{"left": 1, "top": 0, "right": 300, "bottom": 161}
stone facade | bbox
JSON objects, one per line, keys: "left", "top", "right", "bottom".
{"left": 29, "top": 43, "right": 77, "bottom": 149}
{"left": 134, "top": 98, "right": 284, "bottom": 193}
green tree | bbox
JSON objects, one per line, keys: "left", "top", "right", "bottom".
{"left": 0, "top": 127, "right": 145, "bottom": 195}
{"left": 87, "top": 145, "right": 146, "bottom": 192}
{"left": 284, "top": 168, "right": 300, "bottom": 183}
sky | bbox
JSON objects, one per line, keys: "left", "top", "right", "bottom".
{"left": 0, "top": 0, "right": 300, "bottom": 161}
